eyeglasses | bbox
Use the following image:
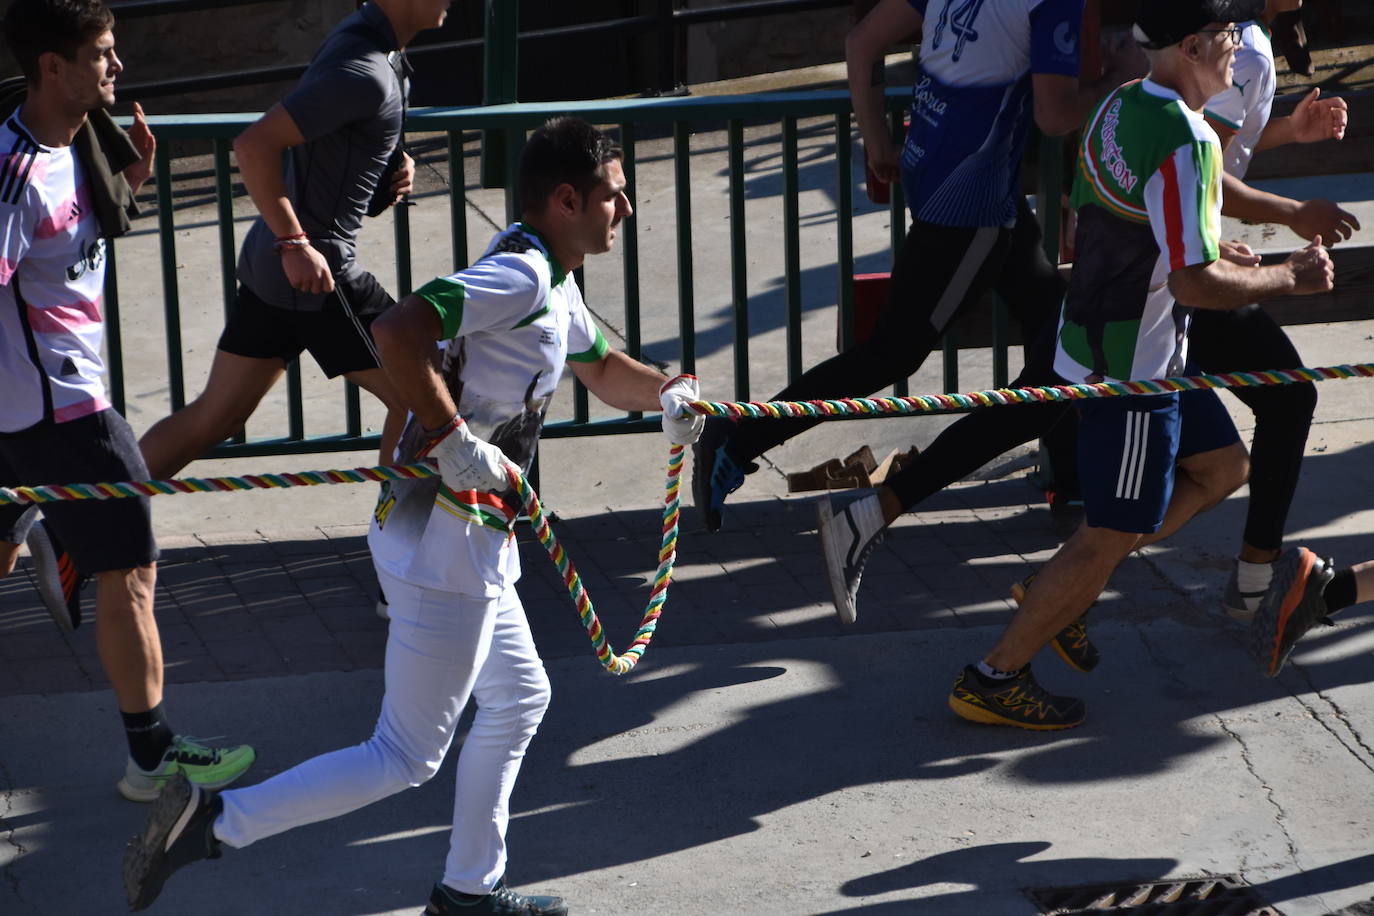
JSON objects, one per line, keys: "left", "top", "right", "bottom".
{"left": 1197, "top": 25, "right": 1243, "bottom": 47}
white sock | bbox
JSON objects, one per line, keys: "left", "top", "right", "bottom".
{"left": 1236, "top": 560, "right": 1275, "bottom": 609}
{"left": 976, "top": 659, "right": 1016, "bottom": 680}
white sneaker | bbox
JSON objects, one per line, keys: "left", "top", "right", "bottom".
{"left": 816, "top": 493, "right": 884, "bottom": 625}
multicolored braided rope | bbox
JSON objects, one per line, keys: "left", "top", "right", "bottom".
{"left": 0, "top": 462, "right": 438, "bottom": 505}
{"left": 1, "top": 362, "right": 1369, "bottom": 673}
{"left": 0, "top": 455, "right": 683, "bottom": 677}
{"left": 685, "top": 364, "right": 1374, "bottom": 420}
{"left": 506, "top": 446, "right": 684, "bottom": 675}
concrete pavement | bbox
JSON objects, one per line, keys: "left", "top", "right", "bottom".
{"left": 3, "top": 59, "right": 1374, "bottom": 916}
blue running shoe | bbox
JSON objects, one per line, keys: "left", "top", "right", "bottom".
{"left": 692, "top": 420, "right": 755, "bottom": 532}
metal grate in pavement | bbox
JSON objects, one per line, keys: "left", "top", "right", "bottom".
{"left": 1025, "top": 875, "right": 1281, "bottom": 915}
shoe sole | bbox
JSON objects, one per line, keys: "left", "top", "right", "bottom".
{"left": 123, "top": 773, "right": 196, "bottom": 910}
{"left": 1253, "top": 548, "right": 1316, "bottom": 678}
{"left": 816, "top": 497, "right": 857, "bottom": 625}
{"left": 1010, "top": 579, "right": 1096, "bottom": 674}
{"left": 25, "top": 525, "right": 77, "bottom": 632}
{"left": 692, "top": 441, "right": 723, "bottom": 533}
{"left": 948, "top": 694, "right": 1083, "bottom": 730}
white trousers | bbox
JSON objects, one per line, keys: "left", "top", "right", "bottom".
{"left": 213, "top": 569, "right": 551, "bottom": 894}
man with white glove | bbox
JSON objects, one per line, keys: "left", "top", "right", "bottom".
{"left": 123, "top": 117, "right": 708, "bottom": 916}
{"left": 417, "top": 414, "right": 514, "bottom": 494}
{"left": 659, "top": 374, "right": 706, "bottom": 446}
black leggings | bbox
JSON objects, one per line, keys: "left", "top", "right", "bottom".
{"left": 724, "top": 197, "right": 1069, "bottom": 464}
{"left": 885, "top": 315, "right": 1076, "bottom": 511}
{"left": 1187, "top": 305, "right": 1314, "bottom": 552}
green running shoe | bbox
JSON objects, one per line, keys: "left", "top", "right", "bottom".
{"left": 949, "top": 664, "right": 1085, "bottom": 730}
{"left": 117, "top": 735, "right": 256, "bottom": 802}
{"left": 1011, "top": 573, "right": 1100, "bottom": 673}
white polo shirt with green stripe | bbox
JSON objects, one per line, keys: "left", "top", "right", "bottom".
{"left": 1056, "top": 78, "right": 1223, "bottom": 384}
{"left": 369, "top": 223, "right": 609, "bottom": 597}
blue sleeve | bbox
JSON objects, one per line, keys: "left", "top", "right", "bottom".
{"left": 906, "top": 0, "right": 928, "bottom": 16}
{"left": 1028, "top": 0, "right": 1083, "bottom": 76}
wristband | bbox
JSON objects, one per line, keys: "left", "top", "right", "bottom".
{"left": 272, "top": 232, "right": 310, "bottom": 254}
{"left": 423, "top": 414, "right": 463, "bottom": 439}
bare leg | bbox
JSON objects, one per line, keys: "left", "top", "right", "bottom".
{"left": 140, "top": 350, "right": 285, "bottom": 479}
{"left": 984, "top": 523, "right": 1140, "bottom": 672}
{"left": 346, "top": 366, "right": 408, "bottom": 465}
{"left": 1351, "top": 561, "right": 1374, "bottom": 606}
{"left": 983, "top": 442, "right": 1247, "bottom": 670}
{"left": 94, "top": 563, "right": 162, "bottom": 713}
{"left": 1137, "top": 442, "right": 1249, "bottom": 548}
{"left": 0, "top": 540, "right": 19, "bottom": 576}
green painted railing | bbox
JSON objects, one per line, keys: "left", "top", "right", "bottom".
{"left": 111, "top": 89, "right": 1054, "bottom": 459}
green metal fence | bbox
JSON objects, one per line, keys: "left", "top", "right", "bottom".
{"left": 112, "top": 90, "right": 1059, "bottom": 460}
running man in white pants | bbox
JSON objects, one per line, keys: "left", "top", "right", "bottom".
{"left": 123, "top": 116, "right": 708, "bottom": 915}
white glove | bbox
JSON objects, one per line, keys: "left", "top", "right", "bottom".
{"left": 659, "top": 374, "right": 705, "bottom": 445}
{"left": 420, "top": 416, "right": 512, "bottom": 493}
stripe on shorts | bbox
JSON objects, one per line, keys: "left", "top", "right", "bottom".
{"left": 1115, "top": 410, "right": 1150, "bottom": 501}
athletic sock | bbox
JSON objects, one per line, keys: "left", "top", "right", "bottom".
{"left": 1236, "top": 558, "right": 1273, "bottom": 596}
{"left": 122, "top": 704, "right": 175, "bottom": 772}
{"left": 975, "top": 660, "right": 1018, "bottom": 682}
{"left": 1323, "top": 568, "right": 1357, "bottom": 616}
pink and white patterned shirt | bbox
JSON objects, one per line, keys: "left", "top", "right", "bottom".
{"left": 0, "top": 113, "right": 110, "bottom": 433}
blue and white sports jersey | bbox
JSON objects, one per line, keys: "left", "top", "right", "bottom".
{"left": 902, "top": 0, "right": 1083, "bottom": 227}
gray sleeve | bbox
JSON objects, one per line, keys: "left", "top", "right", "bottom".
{"left": 281, "top": 53, "right": 390, "bottom": 143}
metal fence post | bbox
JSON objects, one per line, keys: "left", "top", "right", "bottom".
{"left": 481, "top": 0, "right": 519, "bottom": 189}
{"left": 655, "top": 0, "right": 678, "bottom": 94}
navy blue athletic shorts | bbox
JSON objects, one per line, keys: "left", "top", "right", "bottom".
{"left": 1077, "top": 387, "right": 1240, "bottom": 533}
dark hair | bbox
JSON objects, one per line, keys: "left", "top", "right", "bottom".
{"left": 2, "top": 0, "right": 114, "bottom": 84}
{"left": 518, "top": 116, "right": 623, "bottom": 216}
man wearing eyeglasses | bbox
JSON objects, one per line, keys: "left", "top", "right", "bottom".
{"left": 1190, "top": 0, "right": 1357, "bottom": 620}
{"left": 947, "top": 0, "right": 1335, "bottom": 730}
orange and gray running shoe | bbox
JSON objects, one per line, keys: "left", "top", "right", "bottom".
{"left": 25, "top": 519, "right": 84, "bottom": 631}
{"left": 1011, "top": 572, "right": 1099, "bottom": 673}
{"left": 1249, "top": 546, "right": 1336, "bottom": 677}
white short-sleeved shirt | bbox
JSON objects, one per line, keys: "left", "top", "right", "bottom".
{"left": 0, "top": 114, "right": 110, "bottom": 433}
{"left": 1203, "top": 21, "right": 1275, "bottom": 179}
{"left": 368, "top": 223, "right": 609, "bottom": 596}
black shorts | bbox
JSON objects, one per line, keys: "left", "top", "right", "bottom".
{"left": 0, "top": 409, "right": 159, "bottom": 573}
{"left": 218, "top": 270, "right": 395, "bottom": 378}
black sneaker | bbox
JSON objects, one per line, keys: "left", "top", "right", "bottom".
{"left": 948, "top": 664, "right": 1085, "bottom": 730}
{"left": 123, "top": 772, "right": 223, "bottom": 911}
{"left": 426, "top": 878, "right": 569, "bottom": 915}
{"left": 816, "top": 492, "right": 883, "bottom": 624}
{"left": 1249, "top": 547, "right": 1336, "bottom": 677}
{"left": 24, "top": 519, "right": 84, "bottom": 631}
{"left": 1010, "top": 573, "right": 1100, "bottom": 673}
{"left": 691, "top": 418, "right": 756, "bottom": 532}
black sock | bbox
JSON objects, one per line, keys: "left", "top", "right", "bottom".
{"left": 122, "top": 704, "right": 175, "bottom": 771}
{"left": 1324, "top": 569, "right": 1357, "bottom": 616}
